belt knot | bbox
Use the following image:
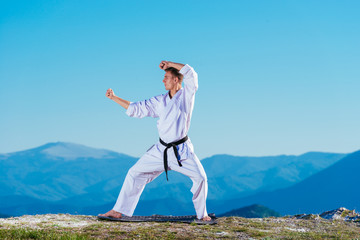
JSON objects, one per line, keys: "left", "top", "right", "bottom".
{"left": 159, "top": 136, "right": 188, "bottom": 181}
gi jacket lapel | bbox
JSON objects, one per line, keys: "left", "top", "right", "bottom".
{"left": 158, "top": 89, "right": 183, "bottom": 123}
{"left": 165, "top": 89, "right": 182, "bottom": 112}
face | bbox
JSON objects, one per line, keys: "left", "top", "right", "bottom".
{"left": 163, "top": 71, "right": 178, "bottom": 90}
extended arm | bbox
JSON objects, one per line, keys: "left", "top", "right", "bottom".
{"left": 106, "top": 88, "right": 161, "bottom": 118}
{"left": 106, "top": 88, "right": 130, "bottom": 109}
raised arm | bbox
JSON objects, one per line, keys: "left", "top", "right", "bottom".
{"left": 160, "top": 60, "right": 198, "bottom": 115}
{"left": 106, "top": 88, "right": 130, "bottom": 109}
{"left": 159, "top": 60, "right": 198, "bottom": 91}
{"left": 159, "top": 61, "right": 184, "bottom": 71}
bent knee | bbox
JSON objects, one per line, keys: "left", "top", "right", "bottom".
{"left": 193, "top": 172, "right": 207, "bottom": 182}
{"left": 127, "top": 166, "right": 144, "bottom": 179}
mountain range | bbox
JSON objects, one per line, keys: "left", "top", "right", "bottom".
{"left": 211, "top": 149, "right": 360, "bottom": 215}
{"left": 218, "top": 204, "right": 281, "bottom": 218}
{"left": 0, "top": 142, "right": 352, "bottom": 216}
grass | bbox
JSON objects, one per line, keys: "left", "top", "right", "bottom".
{"left": 1, "top": 215, "right": 360, "bottom": 239}
{"left": 0, "top": 228, "right": 90, "bottom": 239}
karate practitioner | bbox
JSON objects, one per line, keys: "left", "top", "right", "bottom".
{"left": 99, "top": 60, "right": 211, "bottom": 221}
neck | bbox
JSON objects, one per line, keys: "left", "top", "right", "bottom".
{"left": 169, "top": 85, "right": 181, "bottom": 99}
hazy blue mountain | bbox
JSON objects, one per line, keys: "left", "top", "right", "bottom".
{"left": 218, "top": 204, "right": 281, "bottom": 218}
{"left": 0, "top": 213, "right": 10, "bottom": 218}
{"left": 213, "top": 150, "right": 360, "bottom": 215}
{"left": 77, "top": 151, "right": 345, "bottom": 205}
{"left": 201, "top": 152, "right": 346, "bottom": 200}
{"left": 0, "top": 195, "right": 77, "bottom": 216}
{"left": 0, "top": 142, "right": 137, "bottom": 201}
{"left": 0, "top": 194, "right": 196, "bottom": 217}
{"left": 0, "top": 142, "right": 347, "bottom": 216}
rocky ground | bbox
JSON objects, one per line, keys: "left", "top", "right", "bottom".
{"left": 0, "top": 208, "right": 359, "bottom": 239}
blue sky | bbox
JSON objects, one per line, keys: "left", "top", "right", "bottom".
{"left": 1, "top": 0, "right": 359, "bottom": 159}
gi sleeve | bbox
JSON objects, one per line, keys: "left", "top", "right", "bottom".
{"left": 125, "top": 94, "right": 162, "bottom": 118}
{"left": 180, "top": 64, "right": 198, "bottom": 93}
{"left": 180, "top": 64, "right": 198, "bottom": 113}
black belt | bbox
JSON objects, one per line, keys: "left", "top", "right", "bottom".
{"left": 159, "top": 136, "right": 188, "bottom": 181}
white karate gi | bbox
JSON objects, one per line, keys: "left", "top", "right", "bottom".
{"left": 112, "top": 64, "right": 208, "bottom": 219}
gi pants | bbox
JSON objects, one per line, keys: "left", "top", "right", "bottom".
{"left": 112, "top": 140, "right": 208, "bottom": 219}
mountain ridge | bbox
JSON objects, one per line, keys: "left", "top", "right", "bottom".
{"left": 0, "top": 141, "right": 349, "bottom": 216}
{"left": 218, "top": 204, "right": 281, "bottom": 218}
{"left": 214, "top": 149, "right": 360, "bottom": 215}
{"left": 0, "top": 142, "right": 133, "bottom": 160}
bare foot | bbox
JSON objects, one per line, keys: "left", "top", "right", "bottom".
{"left": 98, "top": 209, "right": 122, "bottom": 218}
{"left": 202, "top": 215, "right": 211, "bottom": 221}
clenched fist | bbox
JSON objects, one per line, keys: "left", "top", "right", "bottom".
{"left": 159, "top": 60, "right": 171, "bottom": 70}
{"left": 106, "top": 88, "right": 115, "bottom": 100}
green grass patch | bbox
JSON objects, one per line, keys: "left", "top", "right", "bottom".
{"left": 0, "top": 228, "right": 91, "bottom": 240}
{"left": 1, "top": 215, "right": 360, "bottom": 239}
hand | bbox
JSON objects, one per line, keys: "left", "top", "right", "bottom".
{"left": 159, "top": 60, "right": 171, "bottom": 70}
{"left": 106, "top": 88, "right": 115, "bottom": 100}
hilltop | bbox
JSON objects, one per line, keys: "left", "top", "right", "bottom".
{"left": 1, "top": 208, "right": 360, "bottom": 239}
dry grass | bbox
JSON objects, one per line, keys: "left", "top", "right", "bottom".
{"left": 1, "top": 214, "right": 360, "bottom": 239}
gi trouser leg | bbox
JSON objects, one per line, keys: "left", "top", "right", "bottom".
{"left": 112, "top": 146, "right": 208, "bottom": 219}
{"left": 112, "top": 152, "right": 163, "bottom": 216}
{"left": 169, "top": 152, "right": 208, "bottom": 219}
